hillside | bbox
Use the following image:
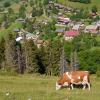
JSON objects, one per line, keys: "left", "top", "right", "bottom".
{"left": 58, "top": 0, "right": 100, "bottom": 12}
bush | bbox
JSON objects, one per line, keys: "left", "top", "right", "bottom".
{"left": 96, "top": 67, "right": 100, "bottom": 77}
{"left": 4, "top": 1, "right": 11, "bottom": 7}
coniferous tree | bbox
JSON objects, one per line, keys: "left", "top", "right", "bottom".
{"left": 19, "top": 5, "right": 26, "bottom": 18}
{"left": 45, "top": 40, "right": 62, "bottom": 76}
{"left": 0, "top": 38, "right": 5, "bottom": 69}
{"left": 25, "top": 39, "right": 39, "bottom": 73}
{"left": 5, "top": 33, "right": 18, "bottom": 72}
{"left": 37, "top": 46, "right": 46, "bottom": 74}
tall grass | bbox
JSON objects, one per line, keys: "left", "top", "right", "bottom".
{"left": 0, "top": 75, "right": 100, "bottom": 100}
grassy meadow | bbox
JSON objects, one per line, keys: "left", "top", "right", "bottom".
{"left": 0, "top": 74, "right": 100, "bottom": 100}
{"left": 58, "top": 0, "right": 100, "bottom": 12}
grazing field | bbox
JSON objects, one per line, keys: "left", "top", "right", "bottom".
{"left": 58, "top": 0, "right": 100, "bottom": 12}
{"left": 0, "top": 74, "right": 100, "bottom": 100}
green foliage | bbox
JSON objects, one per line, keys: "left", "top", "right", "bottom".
{"left": 0, "top": 38, "right": 5, "bottom": 69}
{"left": 92, "top": 5, "right": 98, "bottom": 13}
{"left": 8, "top": 8, "right": 14, "bottom": 14}
{"left": 25, "top": 39, "right": 39, "bottom": 73}
{"left": 71, "top": 9, "right": 89, "bottom": 20}
{"left": 68, "top": 0, "right": 91, "bottom": 4}
{"left": 44, "top": 40, "right": 62, "bottom": 75}
{"left": 5, "top": 33, "right": 18, "bottom": 72}
{"left": 29, "top": 0, "right": 34, "bottom": 7}
{"left": 96, "top": 67, "right": 100, "bottom": 77}
{"left": 78, "top": 48, "right": 100, "bottom": 73}
{"left": 4, "top": 1, "right": 11, "bottom": 7}
{"left": 19, "top": 5, "right": 26, "bottom": 18}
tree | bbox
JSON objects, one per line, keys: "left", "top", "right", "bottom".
{"left": 37, "top": 46, "right": 46, "bottom": 74}
{"left": 30, "top": 0, "right": 34, "bottom": 7}
{"left": 25, "top": 39, "right": 39, "bottom": 73}
{"left": 25, "top": 19, "right": 34, "bottom": 32}
{"left": 0, "top": 38, "right": 5, "bottom": 69}
{"left": 19, "top": 5, "right": 26, "bottom": 18}
{"left": 32, "top": 6, "right": 37, "bottom": 17}
{"left": 60, "top": 47, "right": 69, "bottom": 75}
{"left": 5, "top": 33, "right": 18, "bottom": 72}
{"left": 92, "top": 6, "right": 98, "bottom": 14}
{"left": 4, "top": 1, "right": 11, "bottom": 7}
{"left": 45, "top": 40, "right": 62, "bottom": 75}
{"left": 8, "top": 8, "right": 14, "bottom": 14}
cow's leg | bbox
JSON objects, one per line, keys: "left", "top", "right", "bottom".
{"left": 70, "top": 84, "right": 74, "bottom": 90}
{"left": 83, "top": 76, "right": 91, "bottom": 90}
{"left": 82, "top": 84, "right": 86, "bottom": 90}
{"left": 87, "top": 82, "right": 91, "bottom": 90}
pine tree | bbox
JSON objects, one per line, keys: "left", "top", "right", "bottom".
{"left": 25, "top": 39, "right": 39, "bottom": 73}
{"left": 37, "top": 46, "right": 46, "bottom": 74}
{"left": 0, "top": 38, "right": 5, "bottom": 69}
{"left": 45, "top": 40, "right": 62, "bottom": 76}
{"left": 5, "top": 33, "right": 18, "bottom": 72}
{"left": 60, "top": 47, "right": 69, "bottom": 75}
{"left": 19, "top": 5, "right": 26, "bottom": 18}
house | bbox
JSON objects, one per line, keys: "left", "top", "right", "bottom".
{"left": 13, "top": 28, "right": 20, "bottom": 33}
{"left": 16, "top": 18, "right": 25, "bottom": 23}
{"left": 55, "top": 28, "right": 65, "bottom": 36}
{"left": 84, "top": 25, "right": 99, "bottom": 34}
{"left": 64, "top": 30, "right": 79, "bottom": 40}
{"left": 72, "top": 25, "right": 80, "bottom": 31}
{"left": 72, "top": 24, "right": 85, "bottom": 31}
{"left": 16, "top": 36, "right": 23, "bottom": 42}
{"left": 57, "top": 16, "right": 70, "bottom": 24}
{"left": 26, "top": 33, "right": 39, "bottom": 40}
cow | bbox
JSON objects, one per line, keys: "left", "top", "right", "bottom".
{"left": 56, "top": 71, "right": 91, "bottom": 90}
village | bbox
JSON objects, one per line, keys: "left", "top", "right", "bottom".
{"left": 0, "top": 0, "right": 99, "bottom": 48}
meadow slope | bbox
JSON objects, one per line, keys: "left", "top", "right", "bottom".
{"left": 58, "top": 0, "right": 100, "bottom": 12}
{"left": 0, "top": 75, "right": 100, "bottom": 100}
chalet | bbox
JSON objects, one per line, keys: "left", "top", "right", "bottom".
{"left": 84, "top": 25, "right": 99, "bottom": 34}
{"left": 13, "top": 28, "right": 20, "bottom": 33}
{"left": 26, "top": 33, "right": 39, "bottom": 41}
{"left": 72, "top": 25, "right": 80, "bottom": 31}
{"left": 57, "top": 16, "right": 70, "bottom": 24}
{"left": 16, "top": 18, "right": 25, "bottom": 23}
{"left": 72, "top": 24, "right": 85, "bottom": 31}
{"left": 64, "top": 30, "right": 79, "bottom": 40}
{"left": 55, "top": 28, "right": 65, "bottom": 36}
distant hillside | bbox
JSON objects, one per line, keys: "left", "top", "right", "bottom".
{"left": 0, "top": 0, "right": 18, "bottom": 6}
{"left": 58, "top": 0, "right": 100, "bottom": 12}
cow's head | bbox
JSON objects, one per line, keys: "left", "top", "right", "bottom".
{"left": 56, "top": 82, "right": 62, "bottom": 90}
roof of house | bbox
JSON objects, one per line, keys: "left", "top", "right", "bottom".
{"left": 85, "top": 25, "right": 98, "bottom": 30}
{"left": 55, "top": 28, "right": 65, "bottom": 33}
{"left": 72, "top": 25, "right": 80, "bottom": 30}
{"left": 13, "top": 28, "right": 20, "bottom": 32}
{"left": 16, "top": 36, "right": 23, "bottom": 42}
{"left": 64, "top": 30, "right": 79, "bottom": 37}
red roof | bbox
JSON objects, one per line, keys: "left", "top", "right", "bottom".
{"left": 64, "top": 30, "right": 79, "bottom": 37}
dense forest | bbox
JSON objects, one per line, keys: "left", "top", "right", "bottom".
{"left": 0, "top": 0, "right": 100, "bottom": 76}
{"left": 0, "top": 33, "right": 100, "bottom": 76}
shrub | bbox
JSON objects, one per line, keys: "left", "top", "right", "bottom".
{"left": 4, "top": 1, "right": 11, "bottom": 7}
{"left": 96, "top": 67, "right": 100, "bottom": 77}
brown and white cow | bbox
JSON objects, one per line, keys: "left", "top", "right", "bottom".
{"left": 56, "top": 71, "right": 90, "bottom": 90}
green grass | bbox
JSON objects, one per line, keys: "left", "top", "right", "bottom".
{"left": 58, "top": 0, "right": 100, "bottom": 12}
{"left": 0, "top": 22, "right": 22, "bottom": 40}
{"left": 0, "top": 74, "right": 100, "bottom": 100}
